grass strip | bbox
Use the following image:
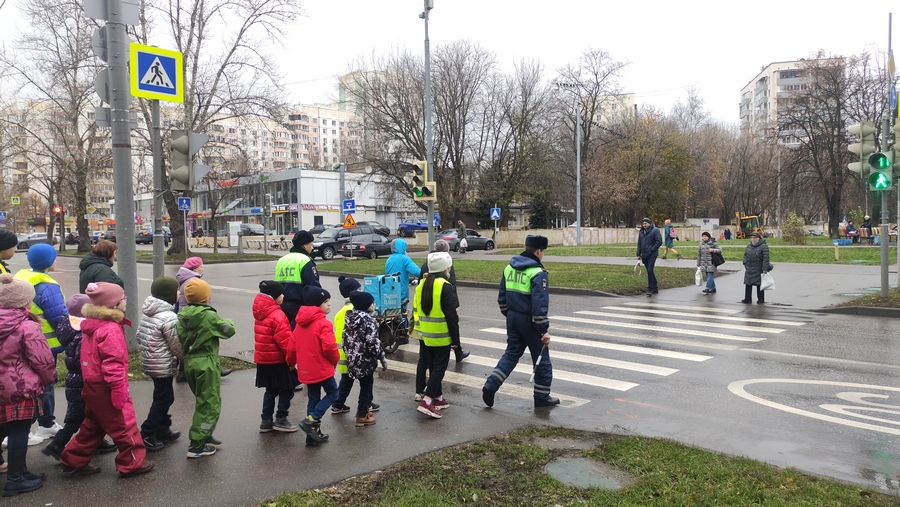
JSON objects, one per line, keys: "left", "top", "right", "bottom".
{"left": 262, "top": 426, "right": 893, "bottom": 507}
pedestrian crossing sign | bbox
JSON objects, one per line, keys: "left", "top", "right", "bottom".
{"left": 129, "top": 43, "right": 183, "bottom": 103}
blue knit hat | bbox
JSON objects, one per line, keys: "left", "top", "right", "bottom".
{"left": 27, "top": 243, "right": 57, "bottom": 271}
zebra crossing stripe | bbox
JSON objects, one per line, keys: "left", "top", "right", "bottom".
{"left": 388, "top": 354, "right": 592, "bottom": 407}
{"left": 546, "top": 325, "right": 739, "bottom": 351}
{"left": 623, "top": 302, "right": 740, "bottom": 314}
{"left": 550, "top": 315, "right": 765, "bottom": 342}
{"left": 603, "top": 306, "right": 806, "bottom": 326}
{"left": 140, "top": 276, "right": 257, "bottom": 295}
{"left": 574, "top": 310, "right": 785, "bottom": 334}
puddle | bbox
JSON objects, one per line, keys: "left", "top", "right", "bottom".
{"left": 544, "top": 457, "right": 632, "bottom": 489}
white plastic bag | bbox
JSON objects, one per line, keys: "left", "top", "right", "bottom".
{"left": 695, "top": 267, "right": 702, "bottom": 286}
{"left": 760, "top": 272, "right": 775, "bottom": 291}
{"left": 459, "top": 238, "right": 468, "bottom": 250}
{"left": 633, "top": 260, "right": 642, "bottom": 275}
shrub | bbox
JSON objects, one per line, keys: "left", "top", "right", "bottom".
{"left": 782, "top": 213, "right": 807, "bottom": 245}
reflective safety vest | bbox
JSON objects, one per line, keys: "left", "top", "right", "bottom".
{"left": 503, "top": 265, "right": 543, "bottom": 296}
{"left": 333, "top": 302, "right": 352, "bottom": 375}
{"left": 412, "top": 277, "right": 451, "bottom": 347}
{"left": 275, "top": 252, "right": 312, "bottom": 301}
{"left": 0, "top": 262, "right": 8, "bottom": 274}
{"left": 14, "top": 269, "right": 62, "bottom": 348}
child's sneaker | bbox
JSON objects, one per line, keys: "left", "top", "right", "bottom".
{"left": 204, "top": 436, "right": 222, "bottom": 447}
{"left": 156, "top": 429, "right": 180, "bottom": 443}
{"left": 368, "top": 403, "right": 380, "bottom": 412}
{"left": 355, "top": 411, "right": 375, "bottom": 427}
{"left": 186, "top": 444, "right": 217, "bottom": 458}
{"left": 142, "top": 436, "right": 164, "bottom": 453}
{"left": 259, "top": 419, "right": 274, "bottom": 433}
{"left": 273, "top": 417, "right": 298, "bottom": 433}
{"left": 299, "top": 417, "right": 326, "bottom": 443}
{"left": 431, "top": 398, "right": 450, "bottom": 411}
{"left": 330, "top": 404, "right": 351, "bottom": 414}
{"left": 33, "top": 423, "right": 62, "bottom": 440}
{"left": 416, "top": 400, "right": 442, "bottom": 419}
{"left": 414, "top": 393, "right": 424, "bottom": 402}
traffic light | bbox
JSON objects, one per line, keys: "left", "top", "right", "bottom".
{"left": 848, "top": 121, "right": 876, "bottom": 175}
{"left": 169, "top": 129, "right": 211, "bottom": 191}
{"left": 868, "top": 152, "right": 893, "bottom": 191}
{"left": 410, "top": 160, "right": 436, "bottom": 201}
{"left": 53, "top": 206, "right": 62, "bottom": 217}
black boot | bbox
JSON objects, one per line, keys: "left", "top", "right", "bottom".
{"left": 2, "top": 450, "right": 43, "bottom": 497}
{"left": 455, "top": 349, "right": 470, "bottom": 362}
{"left": 41, "top": 438, "right": 64, "bottom": 461}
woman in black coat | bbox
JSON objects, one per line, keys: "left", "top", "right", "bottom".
{"left": 741, "top": 232, "right": 770, "bottom": 304}
{"left": 78, "top": 240, "right": 124, "bottom": 293}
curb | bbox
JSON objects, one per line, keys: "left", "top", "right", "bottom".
{"left": 816, "top": 306, "right": 900, "bottom": 318}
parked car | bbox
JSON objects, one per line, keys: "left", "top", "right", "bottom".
{"left": 136, "top": 229, "right": 169, "bottom": 246}
{"left": 91, "top": 231, "right": 106, "bottom": 244}
{"left": 17, "top": 232, "right": 59, "bottom": 250}
{"left": 238, "top": 223, "right": 265, "bottom": 236}
{"left": 311, "top": 225, "right": 377, "bottom": 260}
{"left": 308, "top": 223, "right": 335, "bottom": 236}
{"left": 807, "top": 229, "right": 825, "bottom": 236}
{"left": 105, "top": 230, "right": 117, "bottom": 243}
{"left": 340, "top": 234, "right": 393, "bottom": 259}
{"left": 397, "top": 218, "right": 430, "bottom": 237}
{"left": 65, "top": 232, "right": 79, "bottom": 245}
{"left": 439, "top": 229, "right": 495, "bottom": 252}
{"left": 356, "top": 221, "right": 391, "bottom": 237}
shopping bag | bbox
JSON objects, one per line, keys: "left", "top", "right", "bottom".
{"left": 695, "top": 267, "right": 702, "bottom": 286}
{"left": 711, "top": 251, "right": 725, "bottom": 266}
{"left": 760, "top": 272, "right": 775, "bottom": 291}
{"left": 633, "top": 261, "right": 642, "bottom": 276}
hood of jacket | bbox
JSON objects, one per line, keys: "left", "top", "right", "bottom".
{"left": 295, "top": 305, "right": 325, "bottom": 327}
{"left": 509, "top": 253, "right": 542, "bottom": 271}
{"left": 252, "top": 293, "right": 281, "bottom": 321}
{"left": 0, "top": 307, "right": 31, "bottom": 341}
{"left": 176, "top": 266, "right": 202, "bottom": 286}
{"left": 143, "top": 295, "right": 174, "bottom": 317}
{"left": 391, "top": 238, "right": 408, "bottom": 254}
{"left": 177, "top": 303, "right": 214, "bottom": 332}
{"left": 81, "top": 303, "right": 125, "bottom": 330}
{"left": 79, "top": 253, "right": 113, "bottom": 272}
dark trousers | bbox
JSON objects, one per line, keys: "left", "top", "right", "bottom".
{"left": 0, "top": 419, "right": 32, "bottom": 453}
{"left": 484, "top": 311, "right": 553, "bottom": 401}
{"left": 49, "top": 418, "right": 82, "bottom": 450}
{"left": 745, "top": 284, "right": 764, "bottom": 303}
{"left": 642, "top": 255, "right": 658, "bottom": 292}
{"left": 355, "top": 374, "right": 374, "bottom": 417}
{"left": 261, "top": 387, "right": 295, "bottom": 420}
{"left": 141, "top": 376, "right": 175, "bottom": 438}
{"left": 305, "top": 377, "right": 338, "bottom": 421}
{"left": 420, "top": 345, "right": 451, "bottom": 400}
{"left": 415, "top": 340, "right": 428, "bottom": 394}
{"left": 38, "top": 356, "right": 58, "bottom": 428}
{"left": 334, "top": 373, "right": 355, "bottom": 407}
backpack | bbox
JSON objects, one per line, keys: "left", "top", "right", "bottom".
{"left": 669, "top": 227, "right": 677, "bottom": 239}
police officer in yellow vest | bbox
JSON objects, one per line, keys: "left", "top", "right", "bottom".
{"left": 14, "top": 243, "right": 67, "bottom": 438}
{"left": 275, "top": 230, "right": 320, "bottom": 329}
{"left": 483, "top": 235, "right": 558, "bottom": 408}
{"left": 0, "top": 229, "right": 17, "bottom": 274}
{"left": 412, "top": 252, "right": 459, "bottom": 419}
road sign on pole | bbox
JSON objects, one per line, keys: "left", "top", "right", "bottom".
{"left": 343, "top": 213, "right": 357, "bottom": 228}
{"left": 490, "top": 208, "right": 501, "bottom": 221}
{"left": 434, "top": 213, "right": 439, "bottom": 228}
{"left": 130, "top": 43, "right": 184, "bottom": 103}
{"left": 343, "top": 199, "right": 356, "bottom": 214}
{"left": 10, "top": 197, "right": 20, "bottom": 205}
{"left": 178, "top": 197, "right": 192, "bottom": 211}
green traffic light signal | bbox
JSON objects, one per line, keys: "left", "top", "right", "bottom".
{"left": 869, "top": 170, "right": 891, "bottom": 190}
{"left": 869, "top": 152, "right": 890, "bottom": 169}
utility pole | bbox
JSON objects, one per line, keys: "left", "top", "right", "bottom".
{"left": 422, "top": 0, "right": 435, "bottom": 248}
{"left": 882, "top": 13, "right": 893, "bottom": 298}
{"left": 152, "top": 100, "right": 164, "bottom": 279}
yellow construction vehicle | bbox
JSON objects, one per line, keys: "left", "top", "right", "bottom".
{"left": 733, "top": 212, "right": 765, "bottom": 239}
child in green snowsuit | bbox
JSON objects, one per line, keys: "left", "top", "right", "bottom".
{"left": 176, "top": 279, "right": 234, "bottom": 459}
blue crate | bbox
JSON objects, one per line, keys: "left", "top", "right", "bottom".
{"left": 832, "top": 239, "right": 852, "bottom": 246}
{"left": 364, "top": 274, "right": 403, "bottom": 317}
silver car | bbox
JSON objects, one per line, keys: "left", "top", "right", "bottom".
{"left": 438, "top": 229, "right": 495, "bottom": 252}
{"left": 17, "top": 232, "right": 59, "bottom": 250}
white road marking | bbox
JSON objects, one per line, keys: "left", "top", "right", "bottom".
{"left": 397, "top": 344, "right": 638, "bottom": 392}
{"left": 738, "top": 348, "right": 900, "bottom": 370}
{"left": 478, "top": 328, "right": 712, "bottom": 362}
{"left": 574, "top": 310, "right": 785, "bottom": 334}
{"left": 550, "top": 315, "right": 765, "bottom": 342}
{"left": 603, "top": 306, "right": 806, "bottom": 327}
{"left": 622, "top": 301, "right": 740, "bottom": 314}
{"left": 388, "top": 357, "right": 591, "bottom": 407}
{"left": 461, "top": 337, "right": 679, "bottom": 376}
{"left": 546, "top": 324, "right": 739, "bottom": 352}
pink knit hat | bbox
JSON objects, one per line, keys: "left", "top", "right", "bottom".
{"left": 85, "top": 282, "right": 125, "bottom": 309}
{"left": 183, "top": 257, "right": 203, "bottom": 270}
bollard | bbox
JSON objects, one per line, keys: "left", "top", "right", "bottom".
{"left": 834, "top": 244, "right": 839, "bottom": 261}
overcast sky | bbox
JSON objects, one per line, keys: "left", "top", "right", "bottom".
{"left": 1, "top": 0, "right": 898, "bottom": 124}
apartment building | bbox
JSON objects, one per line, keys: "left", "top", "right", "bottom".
{"left": 739, "top": 60, "right": 806, "bottom": 139}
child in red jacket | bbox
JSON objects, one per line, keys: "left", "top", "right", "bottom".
{"left": 293, "top": 286, "right": 339, "bottom": 446}
{"left": 253, "top": 281, "right": 298, "bottom": 433}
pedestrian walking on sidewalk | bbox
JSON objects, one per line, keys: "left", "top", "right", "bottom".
{"left": 331, "top": 276, "right": 381, "bottom": 414}
{"left": 253, "top": 280, "right": 299, "bottom": 434}
{"left": 342, "top": 291, "right": 387, "bottom": 427}
{"left": 294, "top": 286, "right": 339, "bottom": 445}
{"left": 662, "top": 219, "right": 682, "bottom": 260}
{"left": 697, "top": 232, "right": 721, "bottom": 294}
{"left": 636, "top": 218, "right": 662, "bottom": 296}
{"left": 421, "top": 239, "right": 469, "bottom": 362}
{"left": 412, "top": 252, "right": 459, "bottom": 418}
{"left": 482, "top": 235, "right": 558, "bottom": 409}
{"left": 741, "top": 232, "right": 770, "bottom": 305}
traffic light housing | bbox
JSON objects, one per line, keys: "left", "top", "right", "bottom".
{"left": 169, "top": 129, "right": 211, "bottom": 191}
{"left": 848, "top": 121, "right": 876, "bottom": 175}
{"left": 410, "top": 160, "right": 436, "bottom": 201}
{"left": 867, "top": 152, "right": 893, "bottom": 191}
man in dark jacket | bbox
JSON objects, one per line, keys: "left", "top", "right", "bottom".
{"left": 636, "top": 218, "right": 662, "bottom": 296}
{"left": 275, "top": 230, "right": 320, "bottom": 329}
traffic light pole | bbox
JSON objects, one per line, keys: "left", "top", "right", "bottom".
{"left": 423, "top": 0, "right": 435, "bottom": 248}
{"left": 151, "top": 99, "right": 165, "bottom": 280}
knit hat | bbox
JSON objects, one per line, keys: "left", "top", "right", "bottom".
{"left": 85, "top": 282, "right": 125, "bottom": 309}
{"left": 525, "top": 235, "right": 549, "bottom": 250}
{"left": 293, "top": 230, "right": 314, "bottom": 247}
{"left": 426, "top": 251, "right": 452, "bottom": 274}
{"left": 259, "top": 280, "right": 284, "bottom": 300}
{"left": 151, "top": 276, "right": 179, "bottom": 305}
{"left": 183, "top": 256, "right": 203, "bottom": 270}
{"left": 749, "top": 231, "right": 761, "bottom": 238}
{"left": 303, "top": 285, "right": 330, "bottom": 307}
{"left": 0, "top": 229, "right": 16, "bottom": 251}
{"left": 0, "top": 273, "right": 35, "bottom": 310}
{"left": 66, "top": 293, "right": 91, "bottom": 318}
{"left": 642, "top": 217, "right": 652, "bottom": 224}
{"left": 349, "top": 291, "right": 375, "bottom": 311}
{"left": 183, "top": 279, "right": 212, "bottom": 304}
{"left": 27, "top": 243, "right": 57, "bottom": 271}
{"left": 338, "top": 275, "right": 361, "bottom": 298}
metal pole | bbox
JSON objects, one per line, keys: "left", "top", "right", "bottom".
{"left": 884, "top": 14, "right": 893, "bottom": 297}
{"left": 575, "top": 96, "right": 582, "bottom": 245}
{"left": 151, "top": 100, "right": 164, "bottom": 279}
{"left": 339, "top": 162, "right": 345, "bottom": 203}
{"left": 106, "top": 0, "right": 137, "bottom": 345}
{"left": 777, "top": 147, "right": 781, "bottom": 238}
{"left": 423, "top": 0, "right": 435, "bottom": 248}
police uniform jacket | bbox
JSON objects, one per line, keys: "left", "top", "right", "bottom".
{"left": 275, "top": 248, "right": 320, "bottom": 305}
{"left": 498, "top": 252, "right": 549, "bottom": 335}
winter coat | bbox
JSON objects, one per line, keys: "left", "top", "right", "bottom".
{"left": 293, "top": 305, "right": 339, "bottom": 385}
{"left": 137, "top": 296, "right": 183, "bottom": 378}
{"left": 385, "top": 238, "right": 421, "bottom": 301}
{"left": 742, "top": 239, "right": 770, "bottom": 286}
{"left": 80, "top": 303, "right": 131, "bottom": 386}
{"left": 498, "top": 253, "right": 546, "bottom": 335}
{"left": 0, "top": 306, "right": 55, "bottom": 406}
{"left": 79, "top": 253, "right": 124, "bottom": 293}
{"left": 177, "top": 303, "right": 235, "bottom": 358}
{"left": 175, "top": 267, "right": 202, "bottom": 310}
{"left": 697, "top": 238, "right": 722, "bottom": 274}
{"left": 343, "top": 309, "right": 385, "bottom": 380}
{"left": 18, "top": 271, "right": 68, "bottom": 334}
{"left": 252, "top": 293, "right": 295, "bottom": 366}
{"left": 636, "top": 223, "right": 663, "bottom": 258}
{"left": 664, "top": 224, "right": 678, "bottom": 248}
{"left": 57, "top": 317, "right": 86, "bottom": 421}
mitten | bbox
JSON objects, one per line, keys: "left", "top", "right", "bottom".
{"left": 380, "top": 359, "right": 388, "bottom": 372}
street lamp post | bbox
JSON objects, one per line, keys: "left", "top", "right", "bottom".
{"left": 556, "top": 82, "right": 582, "bottom": 245}
{"left": 421, "top": 0, "right": 435, "bottom": 247}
